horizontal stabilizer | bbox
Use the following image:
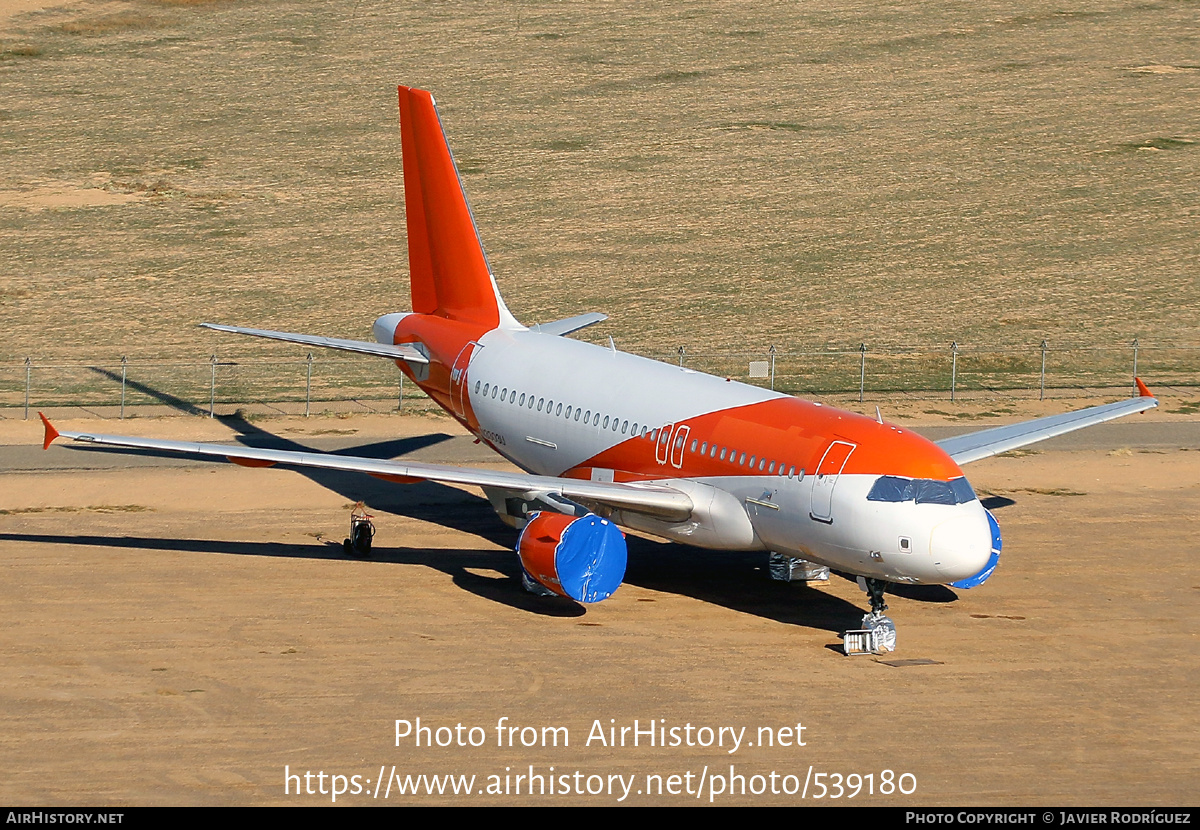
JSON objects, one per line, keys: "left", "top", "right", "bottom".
{"left": 41, "top": 421, "right": 693, "bottom": 522}
{"left": 937, "top": 388, "right": 1158, "bottom": 465}
{"left": 200, "top": 324, "right": 430, "bottom": 364}
{"left": 529, "top": 313, "right": 608, "bottom": 337}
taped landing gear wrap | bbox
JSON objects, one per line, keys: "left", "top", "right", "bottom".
{"left": 517, "top": 512, "right": 627, "bottom": 603}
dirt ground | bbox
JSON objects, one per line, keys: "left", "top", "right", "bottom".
{"left": 0, "top": 410, "right": 1196, "bottom": 805}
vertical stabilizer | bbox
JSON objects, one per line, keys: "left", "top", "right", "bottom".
{"left": 398, "top": 86, "right": 523, "bottom": 330}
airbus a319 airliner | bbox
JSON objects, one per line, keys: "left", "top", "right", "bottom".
{"left": 40, "top": 86, "right": 1158, "bottom": 651}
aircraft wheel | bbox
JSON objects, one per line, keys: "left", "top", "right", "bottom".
{"left": 350, "top": 522, "right": 373, "bottom": 558}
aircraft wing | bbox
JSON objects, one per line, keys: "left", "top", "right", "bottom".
{"left": 199, "top": 324, "right": 430, "bottom": 364}
{"left": 936, "top": 381, "right": 1158, "bottom": 465}
{"left": 39, "top": 416, "right": 692, "bottom": 521}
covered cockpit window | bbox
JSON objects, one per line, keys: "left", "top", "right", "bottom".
{"left": 866, "top": 475, "right": 914, "bottom": 502}
{"left": 867, "top": 475, "right": 977, "bottom": 505}
{"left": 949, "top": 476, "right": 977, "bottom": 504}
{"left": 914, "top": 479, "right": 956, "bottom": 505}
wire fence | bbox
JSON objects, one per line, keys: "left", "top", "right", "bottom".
{"left": 2, "top": 340, "right": 1197, "bottom": 419}
{"left": 660, "top": 340, "right": 1200, "bottom": 402}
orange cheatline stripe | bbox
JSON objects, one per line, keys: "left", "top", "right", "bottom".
{"left": 575, "top": 398, "right": 962, "bottom": 481}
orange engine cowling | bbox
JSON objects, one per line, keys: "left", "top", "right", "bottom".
{"left": 516, "top": 512, "right": 627, "bottom": 603}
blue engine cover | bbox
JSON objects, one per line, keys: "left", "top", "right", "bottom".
{"left": 555, "top": 515, "right": 627, "bottom": 602}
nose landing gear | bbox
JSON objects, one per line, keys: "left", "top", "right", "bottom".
{"left": 843, "top": 577, "right": 897, "bottom": 655}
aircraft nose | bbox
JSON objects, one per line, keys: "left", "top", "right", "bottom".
{"left": 929, "top": 512, "right": 992, "bottom": 581}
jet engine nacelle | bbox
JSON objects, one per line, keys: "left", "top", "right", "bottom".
{"left": 516, "top": 512, "right": 627, "bottom": 603}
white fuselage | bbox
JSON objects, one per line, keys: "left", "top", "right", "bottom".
{"left": 390, "top": 320, "right": 994, "bottom": 586}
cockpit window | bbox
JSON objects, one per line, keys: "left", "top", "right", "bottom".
{"left": 866, "top": 475, "right": 913, "bottom": 502}
{"left": 913, "top": 479, "right": 956, "bottom": 505}
{"left": 949, "top": 477, "right": 977, "bottom": 504}
{"left": 867, "top": 475, "right": 977, "bottom": 505}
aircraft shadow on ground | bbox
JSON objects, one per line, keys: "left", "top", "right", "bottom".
{"left": 89, "top": 366, "right": 210, "bottom": 417}
{"left": 981, "top": 495, "right": 1017, "bottom": 510}
{"left": 1, "top": 524, "right": 909, "bottom": 634}
{"left": 0, "top": 530, "right": 586, "bottom": 619}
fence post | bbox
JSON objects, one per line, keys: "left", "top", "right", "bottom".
{"left": 24, "top": 356, "right": 31, "bottom": 420}
{"left": 769, "top": 344, "right": 776, "bottom": 391}
{"left": 398, "top": 372, "right": 404, "bottom": 411}
{"left": 950, "top": 342, "right": 958, "bottom": 402}
{"left": 1131, "top": 338, "right": 1139, "bottom": 395}
{"left": 120, "top": 355, "right": 127, "bottom": 420}
{"left": 1039, "top": 340, "right": 1048, "bottom": 401}
{"left": 858, "top": 343, "right": 867, "bottom": 403}
{"left": 305, "top": 353, "right": 313, "bottom": 418}
{"left": 677, "top": 346, "right": 685, "bottom": 368}
{"left": 209, "top": 354, "right": 217, "bottom": 418}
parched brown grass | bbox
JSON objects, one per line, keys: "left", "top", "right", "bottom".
{"left": 58, "top": 11, "right": 159, "bottom": 34}
{"left": 146, "top": 0, "right": 232, "bottom": 6}
{"left": 0, "top": 43, "right": 42, "bottom": 57}
{"left": 0, "top": 0, "right": 1196, "bottom": 376}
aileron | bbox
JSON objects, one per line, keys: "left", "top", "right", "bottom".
{"left": 937, "top": 391, "right": 1158, "bottom": 465}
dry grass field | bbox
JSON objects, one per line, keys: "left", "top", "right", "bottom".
{"left": 1, "top": 0, "right": 1198, "bottom": 374}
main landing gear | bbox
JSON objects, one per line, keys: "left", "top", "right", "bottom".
{"left": 343, "top": 503, "right": 375, "bottom": 558}
{"left": 844, "top": 577, "right": 897, "bottom": 656}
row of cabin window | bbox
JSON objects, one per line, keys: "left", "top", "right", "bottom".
{"left": 476, "top": 380, "right": 650, "bottom": 436}
{"left": 681, "top": 433, "right": 804, "bottom": 479}
{"left": 474, "top": 379, "right": 805, "bottom": 480}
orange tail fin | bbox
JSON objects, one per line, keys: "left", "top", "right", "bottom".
{"left": 398, "top": 86, "right": 519, "bottom": 330}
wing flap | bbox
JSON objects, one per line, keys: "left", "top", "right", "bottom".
{"left": 937, "top": 390, "right": 1158, "bottom": 464}
{"left": 42, "top": 420, "right": 693, "bottom": 521}
{"left": 200, "top": 323, "right": 430, "bottom": 364}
